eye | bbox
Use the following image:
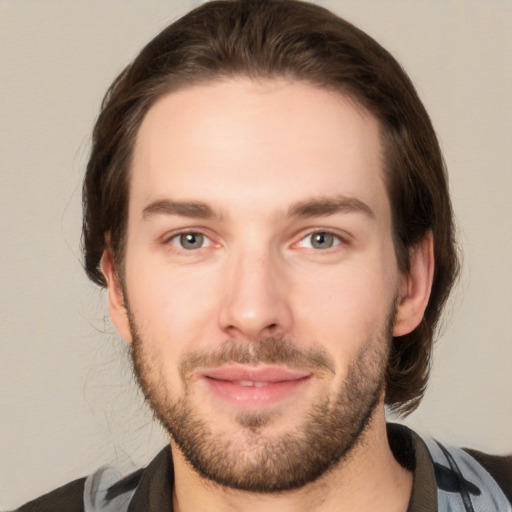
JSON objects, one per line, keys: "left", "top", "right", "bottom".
{"left": 168, "top": 232, "right": 211, "bottom": 250}
{"left": 298, "top": 231, "right": 342, "bottom": 250}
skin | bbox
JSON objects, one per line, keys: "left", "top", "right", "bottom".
{"left": 102, "top": 78, "right": 434, "bottom": 512}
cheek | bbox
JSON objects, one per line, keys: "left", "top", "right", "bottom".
{"left": 124, "top": 255, "right": 221, "bottom": 354}
{"left": 291, "top": 256, "right": 397, "bottom": 357}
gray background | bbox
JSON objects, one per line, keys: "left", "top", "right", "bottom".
{"left": 1, "top": 1, "right": 511, "bottom": 509}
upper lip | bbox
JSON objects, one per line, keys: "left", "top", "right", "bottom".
{"left": 200, "top": 365, "right": 312, "bottom": 383}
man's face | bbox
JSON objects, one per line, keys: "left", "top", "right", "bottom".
{"left": 110, "top": 79, "right": 405, "bottom": 491}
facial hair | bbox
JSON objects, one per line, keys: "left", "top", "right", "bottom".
{"left": 129, "top": 309, "right": 394, "bottom": 493}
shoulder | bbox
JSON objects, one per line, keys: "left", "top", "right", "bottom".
{"left": 423, "top": 437, "right": 512, "bottom": 510}
{"left": 12, "top": 447, "right": 172, "bottom": 512}
{"left": 14, "top": 477, "right": 86, "bottom": 512}
{"left": 388, "top": 423, "right": 512, "bottom": 511}
{"left": 463, "top": 448, "right": 512, "bottom": 505}
{"left": 12, "top": 467, "right": 142, "bottom": 512}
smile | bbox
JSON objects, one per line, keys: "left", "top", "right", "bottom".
{"left": 199, "top": 365, "right": 312, "bottom": 409}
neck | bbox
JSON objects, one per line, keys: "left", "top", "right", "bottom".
{"left": 171, "top": 409, "right": 412, "bottom": 512}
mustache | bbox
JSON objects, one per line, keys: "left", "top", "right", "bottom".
{"left": 179, "top": 337, "right": 336, "bottom": 381}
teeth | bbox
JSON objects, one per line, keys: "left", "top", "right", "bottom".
{"left": 236, "top": 381, "right": 270, "bottom": 387}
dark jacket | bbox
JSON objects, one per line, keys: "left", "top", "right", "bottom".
{"left": 15, "top": 424, "right": 512, "bottom": 512}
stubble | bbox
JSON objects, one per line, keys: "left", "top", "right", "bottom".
{"left": 128, "top": 307, "right": 394, "bottom": 493}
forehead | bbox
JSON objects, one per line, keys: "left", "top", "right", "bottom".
{"left": 130, "top": 78, "right": 388, "bottom": 220}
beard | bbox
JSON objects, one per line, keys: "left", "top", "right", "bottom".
{"left": 129, "top": 309, "right": 394, "bottom": 493}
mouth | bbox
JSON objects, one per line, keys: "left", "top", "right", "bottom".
{"left": 199, "top": 365, "right": 312, "bottom": 409}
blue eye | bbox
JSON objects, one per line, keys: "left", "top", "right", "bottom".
{"left": 169, "top": 232, "right": 210, "bottom": 250}
{"left": 299, "top": 232, "right": 341, "bottom": 250}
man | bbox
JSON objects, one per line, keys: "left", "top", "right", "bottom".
{"left": 16, "top": 0, "right": 511, "bottom": 511}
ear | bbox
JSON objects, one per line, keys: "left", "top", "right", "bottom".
{"left": 393, "top": 232, "right": 434, "bottom": 337}
{"left": 100, "top": 244, "right": 133, "bottom": 343}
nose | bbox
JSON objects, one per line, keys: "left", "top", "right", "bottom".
{"left": 218, "top": 249, "right": 293, "bottom": 341}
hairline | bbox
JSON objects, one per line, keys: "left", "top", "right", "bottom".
{"left": 109, "top": 74, "right": 407, "bottom": 282}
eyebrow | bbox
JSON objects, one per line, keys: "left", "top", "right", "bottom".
{"left": 288, "top": 196, "right": 375, "bottom": 219}
{"left": 141, "top": 195, "right": 375, "bottom": 221}
{"left": 142, "top": 200, "right": 217, "bottom": 220}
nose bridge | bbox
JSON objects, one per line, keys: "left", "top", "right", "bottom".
{"left": 219, "top": 242, "right": 291, "bottom": 340}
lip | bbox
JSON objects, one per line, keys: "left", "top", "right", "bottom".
{"left": 199, "top": 365, "right": 312, "bottom": 409}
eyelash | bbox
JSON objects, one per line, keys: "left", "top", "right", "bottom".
{"left": 162, "top": 229, "right": 348, "bottom": 254}
{"left": 165, "top": 231, "right": 212, "bottom": 251}
{"left": 295, "top": 231, "right": 345, "bottom": 251}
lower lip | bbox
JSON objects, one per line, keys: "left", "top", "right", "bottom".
{"left": 203, "top": 376, "right": 311, "bottom": 409}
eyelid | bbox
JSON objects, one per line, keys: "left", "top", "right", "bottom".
{"left": 293, "top": 228, "right": 350, "bottom": 250}
{"left": 161, "top": 228, "right": 217, "bottom": 250}
{"left": 170, "top": 233, "right": 211, "bottom": 249}
{"left": 159, "top": 226, "right": 351, "bottom": 252}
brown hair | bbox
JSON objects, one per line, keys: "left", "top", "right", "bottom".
{"left": 82, "top": 0, "right": 459, "bottom": 416}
